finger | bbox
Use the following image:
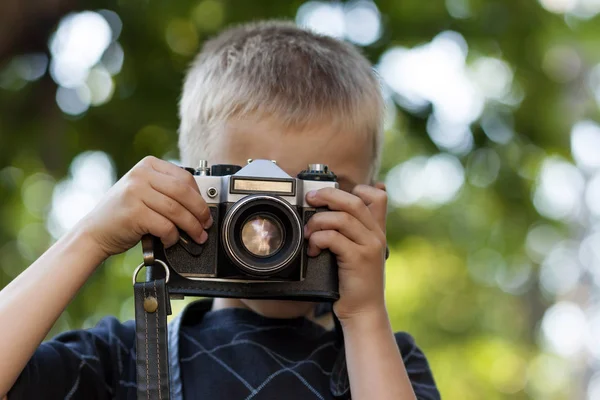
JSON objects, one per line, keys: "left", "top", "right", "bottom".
{"left": 144, "top": 209, "right": 180, "bottom": 248}
{"left": 141, "top": 190, "right": 207, "bottom": 244}
{"left": 374, "top": 182, "right": 386, "bottom": 192}
{"left": 305, "top": 211, "right": 369, "bottom": 245}
{"left": 351, "top": 184, "right": 388, "bottom": 231}
{"left": 305, "top": 187, "right": 376, "bottom": 231}
{"left": 307, "top": 230, "right": 355, "bottom": 259}
{"left": 147, "top": 168, "right": 213, "bottom": 229}
{"left": 140, "top": 156, "right": 201, "bottom": 194}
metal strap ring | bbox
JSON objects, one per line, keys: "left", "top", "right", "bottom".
{"left": 132, "top": 259, "right": 170, "bottom": 286}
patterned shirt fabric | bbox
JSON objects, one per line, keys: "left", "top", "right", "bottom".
{"left": 8, "top": 300, "right": 440, "bottom": 400}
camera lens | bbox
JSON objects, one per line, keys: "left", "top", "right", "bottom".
{"left": 240, "top": 215, "right": 284, "bottom": 257}
{"left": 222, "top": 194, "right": 303, "bottom": 276}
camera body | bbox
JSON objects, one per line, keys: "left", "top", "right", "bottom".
{"left": 145, "top": 159, "right": 340, "bottom": 302}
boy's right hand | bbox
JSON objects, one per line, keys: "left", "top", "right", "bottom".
{"left": 79, "top": 156, "right": 213, "bottom": 260}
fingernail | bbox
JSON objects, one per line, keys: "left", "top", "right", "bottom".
{"left": 205, "top": 217, "right": 213, "bottom": 229}
{"left": 303, "top": 225, "right": 309, "bottom": 237}
{"left": 307, "top": 191, "right": 317, "bottom": 199}
{"left": 199, "top": 231, "right": 208, "bottom": 244}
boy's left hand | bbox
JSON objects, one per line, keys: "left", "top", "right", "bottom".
{"left": 304, "top": 183, "right": 388, "bottom": 322}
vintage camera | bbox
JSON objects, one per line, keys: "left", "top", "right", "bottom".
{"left": 144, "top": 159, "right": 340, "bottom": 302}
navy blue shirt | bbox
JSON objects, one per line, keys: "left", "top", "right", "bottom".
{"left": 9, "top": 300, "right": 440, "bottom": 399}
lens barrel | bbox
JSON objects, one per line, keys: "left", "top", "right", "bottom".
{"left": 221, "top": 195, "right": 302, "bottom": 276}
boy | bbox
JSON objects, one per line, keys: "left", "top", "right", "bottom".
{"left": 0, "top": 21, "right": 440, "bottom": 399}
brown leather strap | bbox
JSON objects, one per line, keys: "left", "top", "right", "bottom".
{"left": 134, "top": 279, "right": 171, "bottom": 400}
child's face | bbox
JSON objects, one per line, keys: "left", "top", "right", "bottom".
{"left": 209, "top": 115, "right": 374, "bottom": 318}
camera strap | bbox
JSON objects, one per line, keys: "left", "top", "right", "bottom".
{"left": 134, "top": 260, "right": 172, "bottom": 400}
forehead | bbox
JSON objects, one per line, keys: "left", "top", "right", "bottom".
{"left": 210, "top": 116, "right": 373, "bottom": 185}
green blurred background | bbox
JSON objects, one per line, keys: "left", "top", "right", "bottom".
{"left": 2, "top": 0, "right": 600, "bottom": 399}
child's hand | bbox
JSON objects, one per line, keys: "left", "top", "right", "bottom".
{"left": 79, "top": 156, "right": 213, "bottom": 260}
{"left": 304, "top": 184, "right": 388, "bottom": 322}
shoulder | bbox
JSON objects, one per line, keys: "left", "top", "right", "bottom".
{"left": 393, "top": 330, "right": 432, "bottom": 367}
{"left": 9, "top": 316, "right": 137, "bottom": 400}
{"left": 393, "top": 331, "right": 441, "bottom": 400}
{"left": 393, "top": 331, "right": 431, "bottom": 371}
{"left": 394, "top": 331, "right": 417, "bottom": 348}
{"left": 40, "top": 315, "right": 137, "bottom": 371}
{"left": 51, "top": 316, "right": 136, "bottom": 348}
{"left": 393, "top": 331, "right": 423, "bottom": 359}
{"left": 91, "top": 315, "right": 136, "bottom": 338}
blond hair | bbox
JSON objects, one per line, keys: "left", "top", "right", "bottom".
{"left": 178, "top": 20, "right": 384, "bottom": 179}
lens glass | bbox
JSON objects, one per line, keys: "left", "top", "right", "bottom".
{"left": 240, "top": 215, "right": 284, "bottom": 257}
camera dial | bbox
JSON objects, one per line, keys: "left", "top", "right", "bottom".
{"left": 195, "top": 160, "right": 210, "bottom": 176}
{"left": 297, "top": 163, "right": 337, "bottom": 181}
{"left": 211, "top": 164, "right": 242, "bottom": 176}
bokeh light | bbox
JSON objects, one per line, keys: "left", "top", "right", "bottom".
{"left": 12, "top": 54, "right": 49, "bottom": 82}
{"left": 445, "top": 0, "right": 472, "bottom": 19}
{"left": 426, "top": 116, "right": 474, "bottom": 155}
{"left": 541, "top": 301, "right": 588, "bottom": 357}
{"left": 2, "top": 1, "right": 600, "bottom": 399}
{"left": 48, "top": 10, "right": 123, "bottom": 115}
{"left": 533, "top": 157, "right": 585, "bottom": 221}
{"left": 587, "top": 372, "right": 600, "bottom": 400}
{"left": 342, "top": 1, "right": 382, "bottom": 46}
{"left": 539, "top": 241, "right": 581, "bottom": 296}
{"left": 571, "top": 120, "right": 600, "bottom": 171}
{"left": 165, "top": 19, "right": 199, "bottom": 56}
{"left": 49, "top": 11, "right": 112, "bottom": 88}
{"left": 579, "top": 232, "right": 600, "bottom": 278}
{"left": 192, "top": 0, "right": 226, "bottom": 32}
{"left": 466, "top": 148, "right": 501, "bottom": 188}
{"left": 469, "top": 57, "right": 514, "bottom": 102}
{"left": 47, "top": 151, "right": 116, "bottom": 238}
{"left": 86, "top": 67, "right": 115, "bottom": 106}
{"left": 296, "top": 2, "right": 345, "bottom": 39}
{"left": 539, "top": 0, "right": 578, "bottom": 14}
{"left": 101, "top": 42, "right": 125, "bottom": 75}
{"left": 385, "top": 154, "right": 465, "bottom": 208}
{"left": 526, "top": 354, "right": 571, "bottom": 398}
{"left": 55, "top": 86, "right": 91, "bottom": 116}
{"left": 538, "top": 0, "right": 600, "bottom": 17}
{"left": 21, "top": 173, "right": 56, "bottom": 217}
{"left": 586, "top": 172, "right": 600, "bottom": 217}
{"left": 526, "top": 224, "right": 565, "bottom": 263}
{"left": 378, "top": 31, "right": 482, "bottom": 124}
{"left": 480, "top": 112, "right": 515, "bottom": 145}
{"left": 296, "top": 0, "right": 382, "bottom": 46}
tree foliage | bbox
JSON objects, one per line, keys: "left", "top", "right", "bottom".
{"left": 1, "top": 1, "right": 600, "bottom": 399}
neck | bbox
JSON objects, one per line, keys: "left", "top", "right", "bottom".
{"left": 210, "top": 297, "right": 334, "bottom": 329}
{"left": 211, "top": 297, "right": 248, "bottom": 312}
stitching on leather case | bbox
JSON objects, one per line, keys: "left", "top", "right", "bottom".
{"left": 144, "top": 282, "right": 149, "bottom": 400}
{"left": 154, "top": 280, "right": 161, "bottom": 400}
